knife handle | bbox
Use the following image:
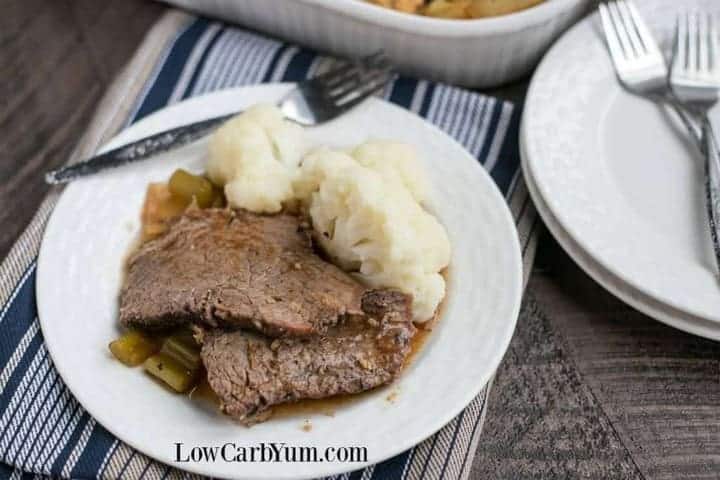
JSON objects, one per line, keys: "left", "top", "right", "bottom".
{"left": 45, "top": 113, "right": 235, "bottom": 185}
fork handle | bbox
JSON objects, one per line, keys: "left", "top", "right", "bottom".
{"left": 701, "top": 115, "right": 720, "bottom": 279}
{"left": 665, "top": 94, "right": 703, "bottom": 148}
{"left": 44, "top": 113, "right": 235, "bottom": 185}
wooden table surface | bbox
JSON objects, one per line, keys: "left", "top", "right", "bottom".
{"left": 3, "top": 2, "right": 719, "bottom": 479}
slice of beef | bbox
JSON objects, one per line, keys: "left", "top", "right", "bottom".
{"left": 200, "top": 289, "right": 416, "bottom": 423}
{"left": 120, "top": 208, "right": 366, "bottom": 337}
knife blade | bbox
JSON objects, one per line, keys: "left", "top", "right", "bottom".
{"left": 45, "top": 113, "right": 235, "bottom": 185}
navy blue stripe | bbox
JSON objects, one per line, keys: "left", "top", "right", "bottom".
{"left": 477, "top": 99, "right": 503, "bottom": 164}
{"left": 0, "top": 268, "right": 38, "bottom": 373}
{"left": 50, "top": 411, "right": 91, "bottom": 474}
{"left": 419, "top": 83, "right": 436, "bottom": 118}
{"left": 133, "top": 18, "right": 211, "bottom": 121}
{"left": 282, "top": 48, "right": 315, "bottom": 82}
{"left": 389, "top": 76, "right": 417, "bottom": 109}
{"left": 182, "top": 27, "right": 226, "bottom": 99}
{"left": 0, "top": 331, "right": 42, "bottom": 421}
{"left": 490, "top": 105, "right": 522, "bottom": 194}
{"left": 0, "top": 463, "right": 13, "bottom": 479}
{"left": 471, "top": 98, "right": 491, "bottom": 159}
{"left": 347, "top": 468, "right": 365, "bottom": 480}
{"left": 262, "top": 44, "right": 290, "bottom": 82}
{"left": 369, "top": 449, "right": 411, "bottom": 480}
{"left": 69, "top": 423, "right": 116, "bottom": 479}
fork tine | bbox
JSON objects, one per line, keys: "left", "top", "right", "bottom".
{"left": 313, "top": 61, "right": 359, "bottom": 85}
{"left": 607, "top": 2, "right": 636, "bottom": 59}
{"left": 615, "top": 0, "right": 645, "bottom": 56}
{"left": 688, "top": 12, "right": 699, "bottom": 73}
{"left": 711, "top": 13, "right": 720, "bottom": 73}
{"left": 599, "top": 3, "right": 628, "bottom": 67}
{"left": 313, "top": 51, "right": 388, "bottom": 85}
{"left": 624, "top": 0, "right": 663, "bottom": 57}
{"left": 700, "top": 12, "right": 710, "bottom": 72}
{"left": 335, "top": 72, "right": 394, "bottom": 111}
{"left": 323, "top": 64, "right": 365, "bottom": 89}
{"left": 328, "top": 66, "right": 392, "bottom": 99}
{"left": 675, "top": 12, "right": 688, "bottom": 73}
{"left": 333, "top": 69, "right": 393, "bottom": 105}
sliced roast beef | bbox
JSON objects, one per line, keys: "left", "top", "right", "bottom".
{"left": 119, "top": 208, "right": 366, "bottom": 337}
{"left": 200, "top": 289, "right": 415, "bottom": 423}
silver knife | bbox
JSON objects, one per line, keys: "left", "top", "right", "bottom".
{"left": 44, "top": 113, "right": 235, "bottom": 185}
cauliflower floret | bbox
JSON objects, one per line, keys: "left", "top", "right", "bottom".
{"left": 207, "top": 104, "right": 305, "bottom": 213}
{"left": 293, "top": 148, "right": 359, "bottom": 204}
{"left": 350, "top": 140, "right": 430, "bottom": 203}
{"left": 296, "top": 146, "right": 451, "bottom": 322}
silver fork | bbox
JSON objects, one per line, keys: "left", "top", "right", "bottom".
{"left": 45, "top": 52, "right": 394, "bottom": 185}
{"left": 281, "top": 52, "right": 393, "bottom": 125}
{"left": 598, "top": 0, "right": 702, "bottom": 144}
{"left": 670, "top": 11, "right": 720, "bottom": 276}
{"left": 671, "top": 12, "right": 720, "bottom": 106}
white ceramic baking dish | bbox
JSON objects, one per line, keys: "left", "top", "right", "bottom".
{"left": 164, "top": 0, "right": 592, "bottom": 87}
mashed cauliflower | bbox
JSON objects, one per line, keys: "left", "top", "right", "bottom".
{"left": 295, "top": 146, "right": 451, "bottom": 323}
{"left": 208, "top": 107, "right": 450, "bottom": 323}
{"left": 207, "top": 104, "right": 305, "bottom": 213}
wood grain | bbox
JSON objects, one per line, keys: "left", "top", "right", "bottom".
{"left": 0, "top": 0, "right": 164, "bottom": 261}
{"left": 536, "top": 241, "right": 720, "bottom": 480}
{"left": 473, "top": 232, "right": 720, "bottom": 480}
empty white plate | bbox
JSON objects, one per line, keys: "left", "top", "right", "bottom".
{"left": 36, "top": 84, "right": 523, "bottom": 479}
{"left": 522, "top": 0, "right": 720, "bottom": 339}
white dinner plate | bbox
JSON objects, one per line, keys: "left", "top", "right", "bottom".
{"left": 522, "top": 0, "right": 720, "bottom": 340}
{"left": 36, "top": 84, "right": 523, "bottom": 479}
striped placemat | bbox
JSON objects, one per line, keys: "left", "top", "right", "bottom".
{"left": 0, "top": 10, "right": 538, "bottom": 480}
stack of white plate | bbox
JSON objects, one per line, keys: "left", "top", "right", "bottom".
{"left": 522, "top": 0, "right": 720, "bottom": 340}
